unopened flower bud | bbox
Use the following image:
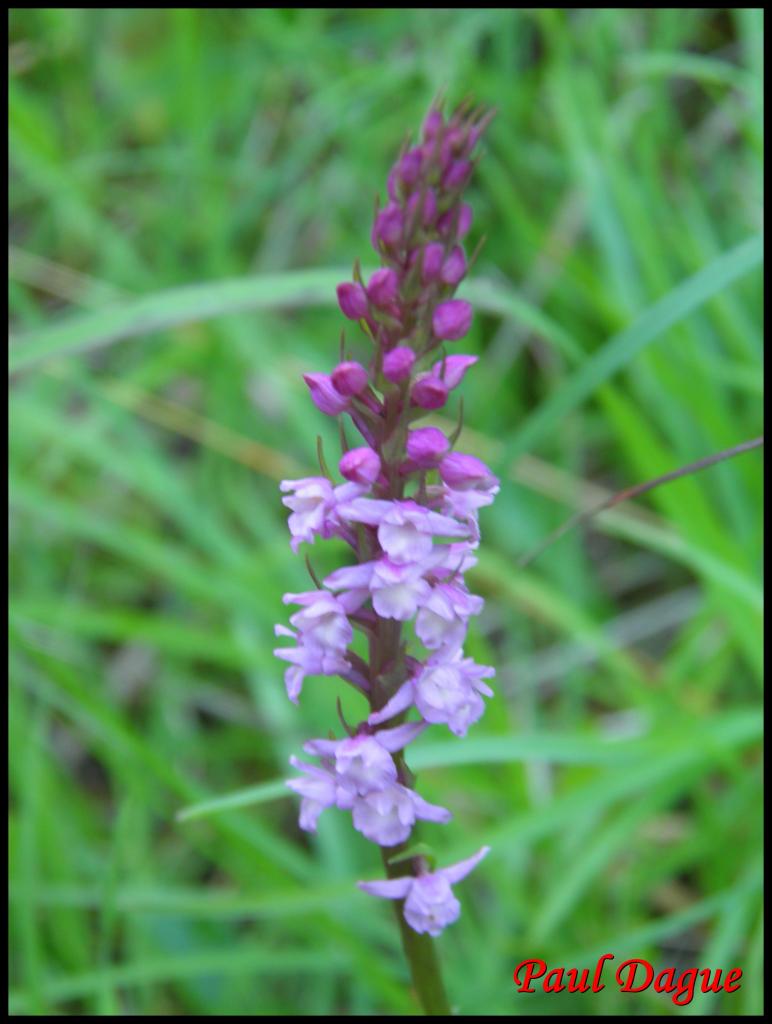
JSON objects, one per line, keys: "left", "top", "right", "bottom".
{"left": 411, "top": 374, "right": 448, "bottom": 410}
{"left": 339, "top": 447, "right": 382, "bottom": 485}
{"left": 367, "top": 267, "right": 399, "bottom": 308}
{"left": 420, "top": 242, "right": 445, "bottom": 283}
{"left": 406, "top": 188, "right": 437, "bottom": 227}
{"left": 433, "top": 299, "right": 473, "bottom": 341}
{"left": 398, "top": 147, "right": 424, "bottom": 187}
{"left": 434, "top": 354, "right": 478, "bottom": 389}
{"left": 438, "top": 203, "right": 473, "bottom": 239}
{"left": 303, "top": 373, "right": 350, "bottom": 415}
{"left": 423, "top": 108, "right": 443, "bottom": 141}
{"left": 386, "top": 166, "right": 400, "bottom": 202}
{"left": 383, "top": 346, "right": 416, "bottom": 382}
{"left": 442, "top": 160, "right": 473, "bottom": 191}
{"left": 337, "top": 282, "right": 369, "bottom": 320}
{"left": 468, "top": 124, "right": 484, "bottom": 150}
{"left": 441, "top": 246, "right": 467, "bottom": 286}
{"left": 439, "top": 452, "right": 498, "bottom": 491}
{"left": 372, "top": 202, "right": 404, "bottom": 250}
{"left": 406, "top": 427, "right": 449, "bottom": 467}
{"left": 331, "top": 360, "right": 369, "bottom": 397}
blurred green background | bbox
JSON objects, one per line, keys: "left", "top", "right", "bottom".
{"left": 9, "top": 8, "right": 763, "bottom": 1016}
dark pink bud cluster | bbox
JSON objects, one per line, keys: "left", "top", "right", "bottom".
{"left": 280, "top": 102, "right": 497, "bottom": 938}
{"left": 332, "top": 102, "right": 493, "bottom": 371}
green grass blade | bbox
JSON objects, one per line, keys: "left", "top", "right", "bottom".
{"left": 501, "top": 235, "right": 763, "bottom": 463}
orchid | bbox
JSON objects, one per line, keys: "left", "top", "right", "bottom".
{"left": 359, "top": 846, "right": 490, "bottom": 937}
{"left": 275, "top": 99, "right": 497, "bottom": 1014}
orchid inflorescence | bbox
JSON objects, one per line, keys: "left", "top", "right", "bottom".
{"left": 275, "top": 101, "right": 497, "bottom": 939}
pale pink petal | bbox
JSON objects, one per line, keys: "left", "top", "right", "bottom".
{"left": 378, "top": 521, "right": 434, "bottom": 563}
{"left": 284, "top": 666, "right": 304, "bottom": 703}
{"left": 302, "top": 738, "right": 339, "bottom": 757}
{"left": 372, "top": 577, "right": 430, "bottom": 620}
{"left": 338, "top": 588, "right": 369, "bottom": 614}
{"left": 411, "top": 792, "right": 452, "bottom": 824}
{"left": 357, "top": 877, "right": 413, "bottom": 899}
{"left": 441, "top": 845, "right": 491, "bottom": 884}
{"left": 374, "top": 720, "right": 427, "bottom": 752}
{"left": 324, "top": 562, "right": 376, "bottom": 590}
{"left": 336, "top": 497, "right": 394, "bottom": 525}
{"left": 368, "top": 680, "right": 416, "bottom": 725}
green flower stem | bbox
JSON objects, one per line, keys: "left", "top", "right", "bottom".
{"left": 365, "top": 379, "right": 451, "bottom": 1015}
{"left": 380, "top": 845, "right": 451, "bottom": 1016}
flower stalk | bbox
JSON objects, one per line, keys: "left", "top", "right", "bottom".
{"left": 275, "top": 99, "right": 497, "bottom": 1014}
{"left": 381, "top": 846, "right": 451, "bottom": 1016}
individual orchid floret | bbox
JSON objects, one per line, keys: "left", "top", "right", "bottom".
{"left": 370, "top": 649, "right": 495, "bottom": 737}
{"left": 303, "top": 372, "right": 350, "bottom": 416}
{"left": 337, "top": 497, "right": 470, "bottom": 563}
{"left": 324, "top": 557, "right": 432, "bottom": 622}
{"left": 304, "top": 721, "right": 426, "bottom": 799}
{"left": 358, "top": 846, "right": 490, "bottom": 936}
{"left": 339, "top": 447, "right": 382, "bottom": 486}
{"left": 415, "top": 581, "right": 484, "bottom": 651}
{"left": 282, "top": 589, "right": 358, "bottom": 653}
{"left": 438, "top": 453, "right": 500, "bottom": 519}
{"left": 432, "top": 299, "right": 473, "bottom": 341}
{"left": 273, "top": 631, "right": 353, "bottom": 704}
{"left": 285, "top": 756, "right": 340, "bottom": 831}
{"left": 351, "top": 783, "right": 452, "bottom": 847}
{"left": 279, "top": 477, "right": 365, "bottom": 552}
{"left": 368, "top": 558, "right": 434, "bottom": 621}
{"left": 382, "top": 346, "right": 416, "bottom": 382}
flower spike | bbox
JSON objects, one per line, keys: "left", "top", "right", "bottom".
{"left": 276, "top": 102, "right": 496, "bottom": 956}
